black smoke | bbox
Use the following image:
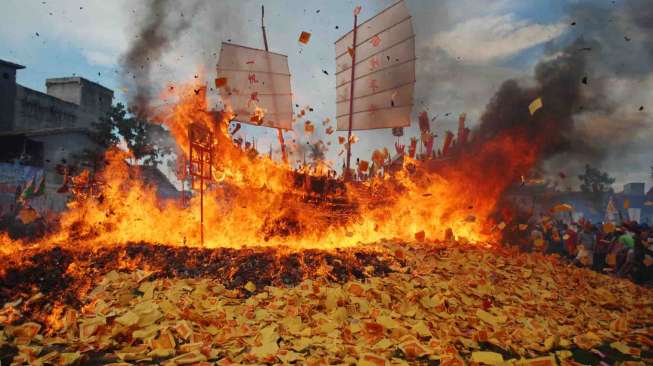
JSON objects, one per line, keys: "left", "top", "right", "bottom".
{"left": 474, "top": 39, "right": 590, "bottom": 157}
{"left": 120, "top": 0, "right": 201, "bottom": 116}
{"left": 120, "top": 0, "right": 245, "bottom": 117}
{"left": 471, "top": 0, "right": 653, "bottom": 185}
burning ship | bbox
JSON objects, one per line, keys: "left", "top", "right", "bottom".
{"left": 0, "top": 1, "right": 652, "bottom": 365}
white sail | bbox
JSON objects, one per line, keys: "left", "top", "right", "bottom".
{"left": 216, "top": 42, "right": 293, "bottom": 130}
{"left": 335, "top": 0, "right": 415, "bottom": 131}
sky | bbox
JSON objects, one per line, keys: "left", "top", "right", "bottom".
{"left": 1, "top": 0, "right": 651, "bottom": 190}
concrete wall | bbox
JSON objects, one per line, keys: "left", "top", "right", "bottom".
{"left": 0, "top": 131, "right": 100, "bottom": 213}
{"left": 46, "top": 77, "right": 113, "bottom": 128}
{"left": 29, "top": 131, "right": 99, "bottom": 186}
{"left": 623, "top": 183, "right": 645, "bottom": 196}
{"left": 4, "top": 74, "right": 114, "bottom": 133}
{"left": 0, "top": 64, "right": 19, "bottom": 131}
{"left": 14, "top": 86, "right": 79, "bottom": 131}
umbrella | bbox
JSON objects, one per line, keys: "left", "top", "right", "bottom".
{"left": 552, "top": 203, "right": 574, "bottom": 213}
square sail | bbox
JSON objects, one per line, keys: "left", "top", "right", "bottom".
{"left": 216, "top": 43, "right": 293, "bottom": 130}
{"left": 335, "top": 0, "right": 415, "bottom": 131}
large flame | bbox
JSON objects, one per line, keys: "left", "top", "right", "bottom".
{"left": 4, "top": 82, "right": 541, "bottom": 253}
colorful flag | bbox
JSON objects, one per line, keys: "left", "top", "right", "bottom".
{"left": 34, "top": 175, "right": 46, "bottom": 196}
{"left": 19, "top": 177, "right": 35, "bottom": 201}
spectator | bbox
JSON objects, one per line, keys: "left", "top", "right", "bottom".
{"left": 594, "top": 228, "right": 609, "bottom": 270}
{"left": 564, "top": 224, "right": 578, "bottom": 259}
{"left": 530, "top": 225, "right": 544, "bottom": 253}
{"left": 631, "top": 226, "right": 653, "bottom": 283}
{"left": 576, "top": 224, "right": 596, "bottom": 267}
{"left": 617, "top": 226, "right": 636, "bottom": 277}
{"left": 545, "top": 224, "right": 564, "bottom": 256}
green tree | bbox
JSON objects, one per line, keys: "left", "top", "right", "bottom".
{"left": 76, "top": 103, "right": 124, "bottom": 170}
{"left": 80, "top": 103, "right": 172, "bottom": 169}
{"left": 578, "top": 164, "right": 615, "bottom": 193}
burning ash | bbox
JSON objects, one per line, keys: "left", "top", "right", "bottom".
{"left": 0, "top": 243, "right": 399, "bottom": 311}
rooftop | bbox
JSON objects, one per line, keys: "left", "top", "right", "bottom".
{"left": 46, "top": 76, "right": 113, "bottom": 94}
{"left": 0, "top": 59, "right": 26, "bottom": 70}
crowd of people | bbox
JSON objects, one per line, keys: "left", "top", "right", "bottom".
{"left": 507, "top": 217, "right": 653, "bottom": 284}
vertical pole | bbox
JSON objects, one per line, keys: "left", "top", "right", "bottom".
{"left": 180, "top": 155, "right": 185, "bottom": 207}
{"left": 345, "top": 14, "right": 358, "bottom": 179}
{"left": 277, "top": 130, "right": 287, "bottom": 163}
{"left": 261, "top": 5, "right": 269, "bottom": 51}
{"left": 261, "top": 5, "right": 288, "bottom": 164}
{"left": 188, "top": 128, "right": 193, "bottom": 189}
{"left": 200, "top": 149, "right": 204, "bottom": 246}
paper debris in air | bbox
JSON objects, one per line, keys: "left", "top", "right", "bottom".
{"left": 298, "top": 31, "right": 311, "bottom": 44}
{"left": 529, "top": 97, "right": 543, "bottom": 115}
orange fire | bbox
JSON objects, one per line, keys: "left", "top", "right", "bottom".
{"left": 3, "top": 82, "right": 541, "bottom": 254}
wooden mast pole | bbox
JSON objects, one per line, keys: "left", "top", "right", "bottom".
{"left": 180, "top": 155, "right": 185, "bottom": 207}
{"left": 345, "top": 12, "right": 358, "bottom": 179}
{"left": 199, "top": 148, "right": 204, "bottom": 246}
{"left": 261, "top": 5, "right": 288, "bottom": 164}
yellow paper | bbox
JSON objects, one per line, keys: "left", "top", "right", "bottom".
{"left": 471, "top": 351, "right": 504, "bottom": 365}
{"left": 529, "top": 97, "right": 543, "bottom": 115}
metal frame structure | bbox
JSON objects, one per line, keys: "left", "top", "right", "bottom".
{"left": 188, "top": 123, "right": 214, "bottom": 246}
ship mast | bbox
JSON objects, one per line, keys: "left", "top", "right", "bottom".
{"left": 261, "top": 5, "right": 288, "bottom": 164}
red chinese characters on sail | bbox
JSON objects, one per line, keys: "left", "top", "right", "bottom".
{"left": 369, "top": 57, "right": 380, "bottom": 71}
{"left": 216, "top": 42, "right": 293, "bottom": 129}
{"left": 369, "top": 79, "right": 379, "bottom": 93}
{"left": 335, "top": 1, "right": 415, "bottom": 130}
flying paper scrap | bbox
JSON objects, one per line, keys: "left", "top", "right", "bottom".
{"left": 529, "top": 97, "right": 543, "bottom": 115}
{"left": 298, "top": 31, "right": 311, "bottom": 44}
{"left": 304, "top": 121, "right": 315, "bottom": 134}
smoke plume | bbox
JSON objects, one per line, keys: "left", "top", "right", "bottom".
{"left": 470, "top": 1, "right": 653, "bottom": 186}
{"left": 120, "top": 0, "right": 247, "bottom": 117}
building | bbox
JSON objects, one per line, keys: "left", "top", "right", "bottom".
{"left": 0, "top": 59, "right": 180, "bottom": 215}
{"left": 1, "top": 59, "right": 118, "bottom": 212}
